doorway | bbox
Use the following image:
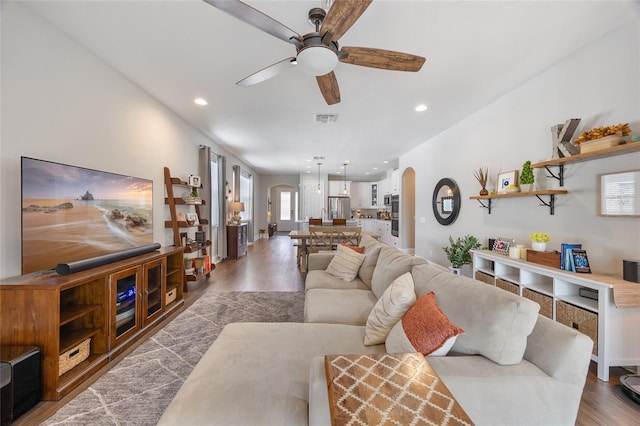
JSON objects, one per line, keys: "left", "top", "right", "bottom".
{"left": 272, "top": 184, "right": 298, "bottom": 232}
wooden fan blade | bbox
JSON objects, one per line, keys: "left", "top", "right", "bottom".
{"left": 316, "top": 72, "right": 341, "bottom": 105}
{"left": 321, "top": 0, "right": 372, "bottom": 41}
{"left": 340, "top": 46, "right": 425, "bottom": 72}
{"left": 203, "top": 0, "right": 301, "bottom": 45}
{"left": 237, "top": 57, "right": 296, "bottom": 87}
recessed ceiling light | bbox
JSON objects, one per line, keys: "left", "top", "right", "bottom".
{"left": 373, "top": 167, "right": 378, "bottom": 170}
{"left": 383, "top": 160, "right": 389, "bottom": 164}
{"left": 365, "top": 172, "right": 370, "bottom": 175}
{"left": 415, "top": 103, "right": 428, "bottom": 112}
{"left": 194, "top": 97, "right": 208, "bottom": 106}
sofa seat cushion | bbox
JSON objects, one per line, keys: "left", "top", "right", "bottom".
{"left": 371, "top": 247, "right": 427, "bottom": 298}
{"left": 304, "top": 288, "right": 377, "bottom": 325}
{"left": 428, "top": 355, "right": 583, "bottom": 425}
{"left": 411, "top": 264, "right": 540, "bottom": 365}
{"left": 158, "top": 323, "right": 385, "bottom": 426}
{"left": 305, "top": 270, "right": 369, "bottom": 292}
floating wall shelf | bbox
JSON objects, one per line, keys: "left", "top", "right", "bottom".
{"left": 469, "top": 190, "right": 568, "bottom": 215}
{"left": 531, "top": 143, "right": 640, "bottom": 186}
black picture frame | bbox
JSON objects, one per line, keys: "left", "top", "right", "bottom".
{"left": 432, "top": 178, "right": 460, "bottom": 226}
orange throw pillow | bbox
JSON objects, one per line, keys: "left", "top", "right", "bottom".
{"left": 339, "top": 243, "right": 365, "bottom": 254}
{"left": 386, "top": 291, "right": 464, "bottom": 356}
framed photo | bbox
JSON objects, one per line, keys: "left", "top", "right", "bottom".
{"left": 492, "top": 237, "right": 513, "bottom": 255}
{"left": 497, "top": 170, "right": 518, "bottom": 193}
{"left": 185, "top": 212, "right": 199, "bottom": 226}
{"left": 188, "top": 175, "right": 201, "bottom": 187}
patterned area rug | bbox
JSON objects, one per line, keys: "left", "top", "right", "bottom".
{"left": 42, "top": 291, "right": 305, "bottom": 425}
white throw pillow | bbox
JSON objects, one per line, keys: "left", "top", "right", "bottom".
{"left": 326, "top": 244, "right": 366, "bottom": 282}
{"left": 364, "top": 272, "right": 416, "bottom": 346}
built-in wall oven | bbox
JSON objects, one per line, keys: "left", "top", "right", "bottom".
{"left": 391, "top": 195, "right": 399, "bottom": 237}
{"left": 383, "top": 194, "right": 391, "bottom": 206}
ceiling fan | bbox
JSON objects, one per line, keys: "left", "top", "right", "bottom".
{"left": 203, "top": 0, "right": 426, "bottom": 105}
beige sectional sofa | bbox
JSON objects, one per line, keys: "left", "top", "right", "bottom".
{"left": 159, "top": 236, "right": 593, "bottom": 426}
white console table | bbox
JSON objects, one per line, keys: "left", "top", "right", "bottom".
{"left": 471, "top": 249, "right": 640, "bottom": 381}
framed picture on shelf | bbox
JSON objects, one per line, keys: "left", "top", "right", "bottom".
{"left": 185, "top": 212, "right": 199, "bottom": 226}
{"left": 492, "top": 237, "right": 513, "bottom": 255}
{"left": 188, "top": 175, "right": 201, "bottom": 187}
{"left": 497, "top": 170, "right": 518, "bottom": 193}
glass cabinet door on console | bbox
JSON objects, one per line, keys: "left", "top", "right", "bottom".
{"left": 143, "top": 258, "right": 165, "bottom": 326}
{"left": 110, "top": 266, "right": 142, "bottom": 348}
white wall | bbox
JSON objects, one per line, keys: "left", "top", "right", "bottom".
{"left": 0, "top": 3, "right": 254, "bottom": 278}
{"left": 402, "top": 19, "right": 640, "bottom": 275}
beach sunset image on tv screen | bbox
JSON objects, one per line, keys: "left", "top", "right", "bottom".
{"left": 21, "top": 157, "right": 153, "bottom": 274}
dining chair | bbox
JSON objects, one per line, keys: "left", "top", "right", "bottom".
{"left": 309, "top": 218, "right": 323, "bottom": 226}
{"left": 307, "top": 226, "right": 335, "bottom": 261}
{"left": 332, "top": 226, "right": 362, "bottom": 247}
{"left": 332, "top": 218, "right": 347, "bottom": 226}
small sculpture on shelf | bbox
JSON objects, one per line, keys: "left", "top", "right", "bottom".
{"left": 473, "top": 167, "right": 489, "bottom": 196}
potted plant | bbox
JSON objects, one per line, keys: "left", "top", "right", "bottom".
{"left": 530, "top": 232, "right": 550, "bottom": 252}
{"left": 443, "top": 235, "right": 481, "bottom": 275}
{"left": 520, "top": 160, "right": 534, "bottom": 192}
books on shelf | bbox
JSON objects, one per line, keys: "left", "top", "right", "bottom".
{"left": 560, "top": 243, "right": 582, "bottom": 271}
{"left": 570, "top": 249, "right": 591, "bottom": 273}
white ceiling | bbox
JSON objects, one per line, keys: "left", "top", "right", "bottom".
{"left": 24, "top": 1, "right": 639, "bottom": 180}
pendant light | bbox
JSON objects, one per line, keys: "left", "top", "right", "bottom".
{"left": 317, "top": 162, "right": 322, "bottom": 194}
{"left": 343, "top": 163, "right": 348, "bottom": 195}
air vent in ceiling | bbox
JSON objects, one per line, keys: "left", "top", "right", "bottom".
{"left": 314, "top": 114, "right": 338, "bottom": 123}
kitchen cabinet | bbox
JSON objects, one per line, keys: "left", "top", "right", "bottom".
{"left": 329, "top": 180, "right": 350, "bottom": 196}
{"left": 350, "top": 182, "right": 372, "bottom": 208}
{"left": 302, "top": 180, "right": 325, "bottom": 219}
{"left": 390, "top": 169, "right": 400, "bottom": 195}
{"left": 378, "top": 177, "right": 389, "bottom": 197}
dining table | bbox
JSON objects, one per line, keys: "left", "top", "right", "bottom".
{"left": 289, "top": 229, "right": 380, "bottom": 272}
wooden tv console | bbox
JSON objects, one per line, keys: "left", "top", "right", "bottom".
{"left": 0, "top": 246, "right": 184, "bottom": 400}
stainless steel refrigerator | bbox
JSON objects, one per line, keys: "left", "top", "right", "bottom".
{"left": 328, "top": 196, "right": 351, "bottom": 219}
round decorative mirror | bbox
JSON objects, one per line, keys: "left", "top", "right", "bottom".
{"left": 432, "top": 178, "right": 460, "bottom": 225}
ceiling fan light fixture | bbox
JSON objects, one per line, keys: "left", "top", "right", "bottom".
{"left": 296, "top": 45, "right": 338, "bottom": 76}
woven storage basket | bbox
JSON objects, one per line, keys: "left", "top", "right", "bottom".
{"left": 475, "top": 271, "right": 494, "bottom": 285}
{"left": 59, "top": 338, "right": 90, "bottom": 376}
{"left": 496, "top": 278, "right": 519, "bottom": 295}
{"left": 523, "top": 288, "right": 553, "bottom": 319}
{"left": 166, "top": 288, "right": 177, "bottom": 305}
{"left": 556, "top": 301, "right": 598, "bottom": 355}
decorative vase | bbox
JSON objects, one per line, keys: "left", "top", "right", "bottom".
{"left": 521, "top": 183, "right": 533, "bottom": 192}
{"left": 532, "top": 242, "right": 547, "bottom": 252}
{"left": 479, "top": 188, "right": 488, "bottom": 196}
{"left": 449, "top": 266, "right": 462, "bottom": 275}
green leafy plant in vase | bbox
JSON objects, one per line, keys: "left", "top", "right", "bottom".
{"left": 443, "top": 235, "right": 481, "bottom": 274}
{"left": 520, "top": 160, "right": 534, "bottom": 192}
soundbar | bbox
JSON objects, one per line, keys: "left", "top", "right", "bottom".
{"left": 55, "top": 243, "right": 161, "bottom": 275}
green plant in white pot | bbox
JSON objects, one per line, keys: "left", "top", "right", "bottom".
{"left": 443, "top": 235, "right": 481, "bottom": 275}
{"left": 520, "top": 160, "right": 534, "bottom": 192}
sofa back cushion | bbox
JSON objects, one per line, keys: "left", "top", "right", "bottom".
{"left": 357, "top": 235, "right": 385, "bottom": 288}
{"left": 411, "top": 264, "right": 540, "bottom": 365}
{"left": 371, "top": 247, "right": 427, "bottom": 299}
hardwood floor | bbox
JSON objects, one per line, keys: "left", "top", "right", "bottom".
{"left": 15, "top": 233, "right": 640, "bottom": 424}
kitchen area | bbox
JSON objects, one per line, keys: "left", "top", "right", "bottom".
{"left": 297, "top": 168, "right": 400, "bottom": 247}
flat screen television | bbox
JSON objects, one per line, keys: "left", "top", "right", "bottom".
{"left": 21, "top": 157, "right": 153, "bottom": 274}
